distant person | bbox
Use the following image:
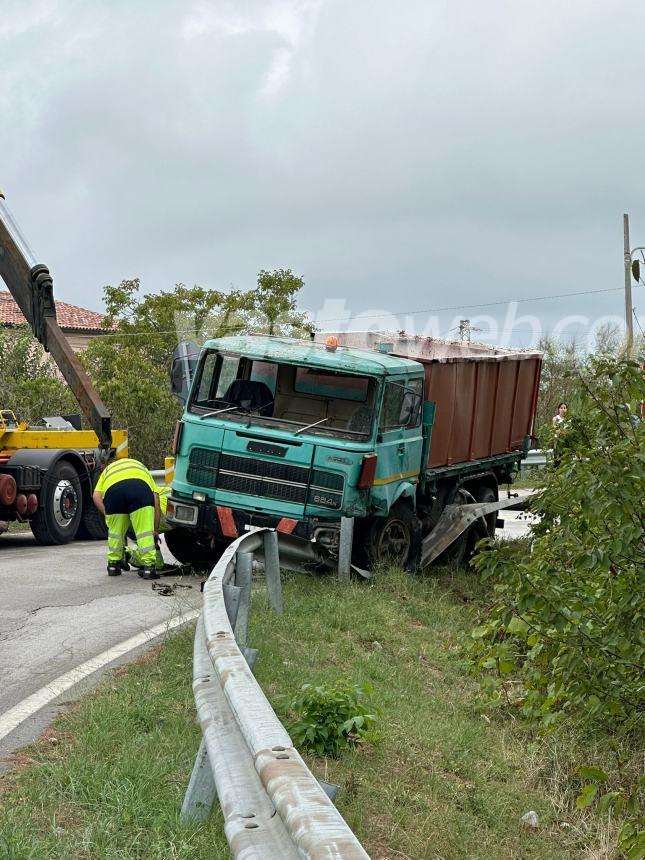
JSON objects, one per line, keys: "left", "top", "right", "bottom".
{"left": 92, "top": 457, "right": 161, "bottom": 580}
{"left": 552, "top": 402, "right": 568, "bottom": 430}
{"left": 552, "top": 402, "right": 568, "bottom": 466}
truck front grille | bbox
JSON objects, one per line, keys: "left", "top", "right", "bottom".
{"left": 186, "top": 448, "right": 344, "bottom": 509}
{"left": 187, "top": 448, "right": 220, "bottom": 488}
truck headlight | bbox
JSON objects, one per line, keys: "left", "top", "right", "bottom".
{"left": 167, "top": 500, "right": 198, "bottom": 525}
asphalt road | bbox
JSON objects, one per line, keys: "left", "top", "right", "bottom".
{"left": 0, "top": 531, "right": 202, "bottom": 769}
{"left": 497, "top": 488, "right": 537, "bottom": 539}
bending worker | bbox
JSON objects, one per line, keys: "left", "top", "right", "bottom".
{"left": 92, "top": 457, "right": 160, "bottom": 580}
{"left": 125, "top": 484, "right": 172, "bottom": 572}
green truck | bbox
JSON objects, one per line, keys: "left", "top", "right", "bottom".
{"left": 165, "top": 333, "right": 542, "bottom": 570}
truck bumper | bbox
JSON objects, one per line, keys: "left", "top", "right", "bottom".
{"left": 167, "top": 496, "right": 342, "bottom": 546}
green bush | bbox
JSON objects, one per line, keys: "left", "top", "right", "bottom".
{"left": 469, "top": 357, "right": 644, "bottom": 853}
{"left": 288, "top": 682, "right": 380, "bottom": 758}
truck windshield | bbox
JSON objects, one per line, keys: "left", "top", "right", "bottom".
{"left": 188, "top": 351, "right": 377, "bottom": 438}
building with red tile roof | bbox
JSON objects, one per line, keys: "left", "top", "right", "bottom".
{"left": 0, "top": 291, "right": 107, "bottom": 351}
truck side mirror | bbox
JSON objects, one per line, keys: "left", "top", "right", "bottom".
{"left": 170, "top": 340, "right": 200, "bottom": 408}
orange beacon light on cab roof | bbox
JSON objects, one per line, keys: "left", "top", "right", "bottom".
{"left": 325, "top": 335, "right": 339, "bottom": 351}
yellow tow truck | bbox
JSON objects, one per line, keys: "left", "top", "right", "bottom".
{"left": 0, "top": 194, "right": 127, "bottom": 543}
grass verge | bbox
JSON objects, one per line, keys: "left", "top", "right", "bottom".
{"left": 0, "top": 566, "right": 615, "bottom": 859}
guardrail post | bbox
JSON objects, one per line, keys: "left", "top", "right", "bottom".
{"left": 180, "top": 737, "right": 217, "bottom": 823}
{"left": 317, "top": 779, "right": 340, "bottom": 803}
{"left": 263, "top": 530, "right": 283, "bottom": 615}
{"left": 242, "top": 646, "right": 258, "bottom": 671}
{"left": 338, "top": 516, "right": 354, "bottom": 582}
{"left": 234, "top": 550, "right": 253, "bottom": 647}
{"left": 222, "top": 583, "right": 242, "bottom": 627}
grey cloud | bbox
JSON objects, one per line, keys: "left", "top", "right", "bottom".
{"left": 1, "top": 0, "right": 644, "bottom": 345}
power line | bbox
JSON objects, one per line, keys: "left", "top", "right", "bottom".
{"left": 86, "top": 284, "right": 625, "bottom": 340}
{"left": 313, "top": 286, "right": 624, "bottom": 324}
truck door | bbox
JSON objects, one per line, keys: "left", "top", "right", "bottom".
{"left": 376, "top": 377, "right": 424, "bottom": 501}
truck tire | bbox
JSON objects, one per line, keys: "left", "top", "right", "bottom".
{"left": 164, "top": 527, "right": 225, "bottom": 567}
{"left": 436, "top": 489, "right": 471, "bottom": 568}
{"left": 437, "top": 488, "right": 492, "bottom": 568}
{"left": 31, "top": 461, "right": 83, "bottom": 545}
{"left": 476, "top": 486, "right": 497, "bottom": 539}
{"left": 362, "top": 502, "right": 421, "bottom": 571}
{"left": 76, "top": 504, "right": 108, "bottom": 540}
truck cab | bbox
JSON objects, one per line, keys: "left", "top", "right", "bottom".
{"left": 167, "top": 336, "right": 426, "bottom": 564}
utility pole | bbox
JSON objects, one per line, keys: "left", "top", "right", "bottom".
{"left": 624, "top": 213, "right": 634, "bottom": 350}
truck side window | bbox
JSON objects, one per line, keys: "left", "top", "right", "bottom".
{"left": 380, "top": 379, "right": 423, "bottom": 430}
{"left": 403, "top": 378, "right": 423, "bottom": 427}
{"left": 215, "top": 356, "right": 241, "bottom": 400}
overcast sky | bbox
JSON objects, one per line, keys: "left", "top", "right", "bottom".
{"left": 2, "top": 0, "right": 644, "bottom": 347}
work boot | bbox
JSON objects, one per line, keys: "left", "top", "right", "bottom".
{"left": 125, "top": 547, "right": 143, "bottom": 570}
{"left": 107, "top": 562, "right": 122, "bottom": 577}
{"left": 140, "top": 566, "right": 160, "bottom": 580}
{"left": 120, "top": 554, "right": 131, "bottom": 572}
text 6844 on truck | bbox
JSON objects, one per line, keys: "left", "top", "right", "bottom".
{"left": 164, "top": 331, "right": 541, "bottom": 570}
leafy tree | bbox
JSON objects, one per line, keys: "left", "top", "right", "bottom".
{"left": 82, "top": 338, "right": 180, "bottom": 468}
{"left": 0, "top": 325, "right": 76, "bottom": 422}
{"left": 534, "top": 336, "right": 582, "bottom": 438}
{"left": 241, "top": 269, "right": 311, "bottom": 336}
{"left": 534, "top": 328, "right": 643, "bottom": 444}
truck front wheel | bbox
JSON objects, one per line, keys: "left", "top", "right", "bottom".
{"left": 362, "top": 503, "right": 421, "bottom": 571}
{"left": 164, "top": 527, "right": 225, "bottom": 568}
{"left": 31, "top": 461, "right": 83, "bottom": 545}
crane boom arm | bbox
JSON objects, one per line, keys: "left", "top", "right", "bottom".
{"left": 0, "top": 196, "right": 112, "bottom": 449}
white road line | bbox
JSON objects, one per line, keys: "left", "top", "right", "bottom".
{"left": 0, "top": 610, "right": 200, "bottom": 743}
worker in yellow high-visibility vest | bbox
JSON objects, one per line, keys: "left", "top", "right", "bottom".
{"left": 125, "top": 485, "right": 172, "bottom": 571}
{"left": 92, "top": 457, "right": 160, "bottom": 580}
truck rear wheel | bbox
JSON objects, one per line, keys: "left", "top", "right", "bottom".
{"left": 475, "top": 486, "right": 497, "bottom": 538}
{"left": 437, "top": 487, "right": 493, "bottom": 568}
{"left": 31, "top": 461, "right": 83, "bottom": 545}
{"left": 436, "top": 489, "right": 471, "bottom": 568}
{"left": 362, "top": 502, "right": 421, "bottom": 571}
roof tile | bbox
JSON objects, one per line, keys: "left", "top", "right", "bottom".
{"left": 0, "top": 291, "right": 106, "bottom": 332}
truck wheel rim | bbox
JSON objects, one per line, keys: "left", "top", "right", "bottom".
{"left": 377, "top": 519, "right": 410, "bottom": 563}
{"left": 53, "top": 480, "right": 78, "bottom": 528}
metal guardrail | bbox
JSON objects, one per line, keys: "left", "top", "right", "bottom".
{"left": 520, "top": 449, "right": 548, "bottom": 470}
{"left": 180, "top": 528, "right": 371, "bottom": 860}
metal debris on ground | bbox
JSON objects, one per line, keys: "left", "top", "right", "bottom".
{"left": 151, "top": 582, "right": 192, "bottom": 597}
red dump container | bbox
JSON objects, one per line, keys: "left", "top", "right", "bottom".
{"left": 419, "top": 350, "right": 542, "bottom": 467}
{"left": 326, "top": 333, "right": 542, "bottom": 469}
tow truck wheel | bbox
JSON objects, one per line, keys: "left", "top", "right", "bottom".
{"left": 164, "top": 527, "right": 225, "bottom": 567}
{"left": 363, "top": 502, "right": 421, "bottom": 571}
{"left": 31, "top": 461, "right": 83, "bottom": 545}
